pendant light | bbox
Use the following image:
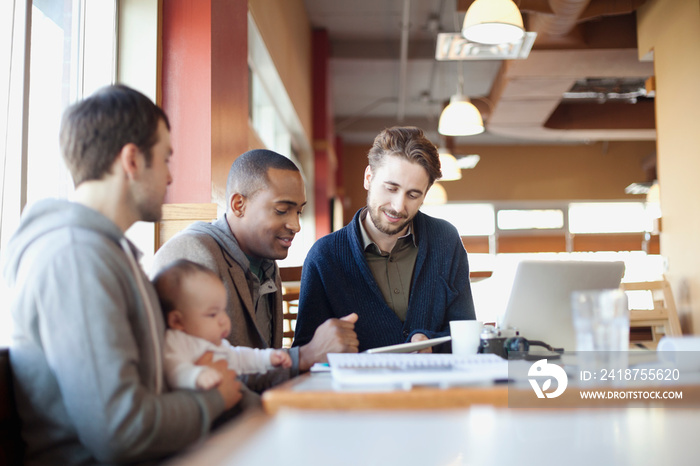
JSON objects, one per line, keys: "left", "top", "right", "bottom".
{"left": 425, "top": 182, "right": 448, "bottom": 205}
{"left": 438, "top": 147, "right": 462, "bottom": 181}
{"left": 438, "top": 63, "right": 484, "bottom": 137}
{"left": 462, "top": 0, "right": 525, "bottom": 45}
{"left": 438, "top": 94, "right": 484, "bottom": 136}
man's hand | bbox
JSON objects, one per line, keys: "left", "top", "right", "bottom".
{"left": 195, "top": 352, "right": 242, "bottom": 410}
{"left": 410, "top": 333, "right": 432, "bottom": 353}
{"left": 298, "top": 313, "right": 359, "bottom": 372}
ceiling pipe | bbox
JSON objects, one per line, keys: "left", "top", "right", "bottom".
{"left": 397, "top": 0, "right": 411, "bottom": 122}
{"left": 528, "top": 0, "right": 592, "bottom": 37}
{"left": 527, "top": 0, "right": 645, "bottom": 37}
{"left": 577, "top": 0, "right": 648, "bottom": 22}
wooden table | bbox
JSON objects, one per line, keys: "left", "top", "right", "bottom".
{"left": 262, "top": 372, "right": 510, "bottom": 414}
{"left": 262, "top": 367, "right": 700, "bottom": 414}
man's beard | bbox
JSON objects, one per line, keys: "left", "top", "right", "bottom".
{"left": 367, "top": 203, "right": 412, "bottom": 236}
{"left": 138, "top": 199, "right": 163, "bottom": 223}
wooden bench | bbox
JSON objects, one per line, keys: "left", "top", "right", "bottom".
{"left": 0, "top": 347, "right": 24, "bottom": 465}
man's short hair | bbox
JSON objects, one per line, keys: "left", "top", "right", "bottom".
{"left": 225, "top": 149, "right": 300, "bottom": 203}
{"left": 367, "top": 126, "right": 442, "bottom": 186}
{"left": 152, "top": 259, "right": 220, "bottom": 322}
{"left": 59, "top": 84, "right": 170, "bottom": 186}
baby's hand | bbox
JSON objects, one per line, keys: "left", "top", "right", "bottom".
{"left": 270, "top": 350, "right": 292, "bottom": 369}
{"left": 196, "top": 367, "right": 223, "bottom": 390}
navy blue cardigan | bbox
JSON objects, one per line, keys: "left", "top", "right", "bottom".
{"left": 292, "top": 209, "right": 476, "bottom": 353}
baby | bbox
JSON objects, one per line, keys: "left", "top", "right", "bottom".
{"left": 153, "top": 259, "right": 291, "bottom": 390}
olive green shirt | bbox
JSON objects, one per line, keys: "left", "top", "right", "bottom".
{"left": 359, "top": 208, "right": 418, "bottom": 321}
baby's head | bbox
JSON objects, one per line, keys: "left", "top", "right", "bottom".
{"left": 153, "top": 259, "right": 231, "bottom": 345}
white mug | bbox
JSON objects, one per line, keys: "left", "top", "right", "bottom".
{"left": 450, "top": 320, "right": 483, "bottom": 356}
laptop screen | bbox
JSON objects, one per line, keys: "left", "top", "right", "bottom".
{"left": 500, "top": 260, "right": 625, "bottom": 351}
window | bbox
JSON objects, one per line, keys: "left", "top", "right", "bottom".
{"left": 569, "top": 202, "right": 650, "bottom": 234}
{"left": 248, "top": 14, "right": 314, "bottom": 267}
{"left": 422, "top": 200, "right": 660, "bottom": 258}
{"left": 497, "top": 209, "right": 564, "bottom": 230}
{"left": 26, "top": 0, "right": 117, "bottom": 206}
{"left": 420, "top": 203, "right": 495, "bottom": 236}
{"left": 250, "top": 70, "right": 292, "bottom": 156}
{"left": 0, "top": 0, "right": 117, "bottom": 346}
{"left": 23, "top": 0, "right": 116, "bottom": 198}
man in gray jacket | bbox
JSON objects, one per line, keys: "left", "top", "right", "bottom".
{"left": 153, "top": 149, "right": 359, "bottom": 392}
{"left": 3, "top": 85, "right": 242, "bottom": 465}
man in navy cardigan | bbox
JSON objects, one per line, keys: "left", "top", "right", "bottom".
{"left": 293, "top": 126, "right": 476, "bottom": 353}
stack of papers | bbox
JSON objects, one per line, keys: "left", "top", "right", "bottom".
{"left": 327, "top": 353, "right": 509, "bottom": 389}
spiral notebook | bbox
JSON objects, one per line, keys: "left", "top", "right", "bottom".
{"left": 327, "top": 353, "right": 508, "bottom": 389}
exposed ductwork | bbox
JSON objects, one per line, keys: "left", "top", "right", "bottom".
{"left": 473, "top": 0, "right": 655, "bottom": 142}
{"left": 524, "top": 0, "right": 649, "bottom": 41}
{"left": 528, "top": 0, "right": 593, "bottom": 37}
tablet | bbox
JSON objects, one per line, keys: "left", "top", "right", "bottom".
{"left": 364, "top": 336, "right": 452, "bottom": 354}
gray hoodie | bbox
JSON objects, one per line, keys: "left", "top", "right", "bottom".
{"left": 3, "top": 199, "right": 224, "bottom": 465}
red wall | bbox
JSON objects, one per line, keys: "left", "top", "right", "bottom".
{"left": 161, "top": 0, "right": 212, "bottom": 204}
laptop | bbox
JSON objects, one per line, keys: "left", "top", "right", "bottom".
{"left": 500, "top": 260, "right": 625, "bottom": 352}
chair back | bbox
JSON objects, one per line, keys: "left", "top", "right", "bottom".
{"left": 622, "top": 276, "right": 682, "bottom": 349}
{"left": 279, "top": 266, "right": 303, "bottom": 348}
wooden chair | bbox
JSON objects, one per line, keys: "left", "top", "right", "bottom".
{"left": 0, "top": 348, "right": 24, "bottom": 465}
{"left": 279, "top": 266, "right": 303, "bottom": 348}
{"left": 621, "top": 277, "right": 682, "bottom": 349}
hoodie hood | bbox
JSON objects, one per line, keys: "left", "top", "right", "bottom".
{"left": 187, "top": 215, "right": 254, "bottom": 271}
{"left": 3, "top": 199, "right": 124, "bottom": 286}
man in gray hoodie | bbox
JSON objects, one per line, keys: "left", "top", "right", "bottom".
{"left": 3, "top": 85, "right": 242, "bottom": 465}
